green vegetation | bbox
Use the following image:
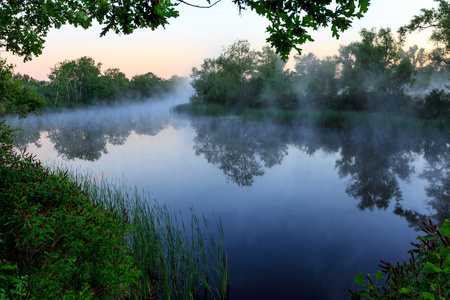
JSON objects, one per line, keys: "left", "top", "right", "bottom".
{"left": 0, "top": 144, "right": 139, "bottom": 298}
{"left": 0, "top": 0, "right": 370, "bottom": 61}
{"left": 399, "top": 0, "right": 450, "bottom": 70}
{"left": 0, "top": 59, "right": 44, "bottom": 118}
{"left": 12, "top": 56, "right": 184, "bottom": 109}
{"left": 71, "top": 170, "right": 229, "bottom": 299}
{"left": 350, "top": 219, "right": 450, "bottom": 299}
{"left": 0, "top": 141, "right": 228, "bottom": 298}
{"left": 188, "top": 26, "right": 449, "bottom": 131}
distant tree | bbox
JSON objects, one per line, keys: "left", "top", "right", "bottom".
{"left": 101, "top": 68, "right": 130, "bottom": 101}
{"left": 191, "top": 40, "right": 257, "bottom": 106}
{"left": 130, "top": 72, "right": 168, "bottom": 100}
{"left": 45, "top": 57, "right": 102, "bottom": 106}
{"left": 337, "top": 28, "right": 415, "bottom": 110}
{"left": 0, "top": 59, "right": 44, "bottom": 118}
{"left": 0, "top": 59, "right": 45, "bottom": 144}
{"left": 402, "top": 45, "right": 427, "bottom": 69}
{"left": 294, "top": 53, "right": 338, "bottom": 108}
{"left": 190, "top": 58, "right": 226, "bottom": 104}
{"left": 0, "top": 0, "right": 370, "bottom": 61}
{"left": 402, "top": 45, "right": 435, "bottom": 91}
{"left": 250, "top": 46, "right": 298, "bottom": 108}
{"left": 399, "top": 0, "right": 450, "bottom": 69}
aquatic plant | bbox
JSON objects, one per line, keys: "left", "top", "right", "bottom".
{"left": 350, "top": 219, "right": 450, "bottom": 299}
{"left": 69, "top": 169, "right": 229, "bottom": 299}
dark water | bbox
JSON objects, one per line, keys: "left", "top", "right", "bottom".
{"left": 8, "top": 100, "right": 449, "bottom": 299}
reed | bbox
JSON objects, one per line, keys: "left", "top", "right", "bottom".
{"left": 58, "top": 167, "right": 229, "bottom": 299}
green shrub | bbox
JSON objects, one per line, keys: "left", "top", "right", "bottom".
{"left": 417, "top": 89, "right": 450, "bottom": 120}
{"left": 0, "top": 145, "right": 139, "bottom": 298}
{"left": 350, "top": 219, "right": 450, "bottom": 299}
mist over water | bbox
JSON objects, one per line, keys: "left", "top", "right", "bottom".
{"left": 6, "top": 91, "right": 449, "bottom": 299}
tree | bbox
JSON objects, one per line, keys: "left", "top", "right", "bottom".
{"left": 0, "top": 0, "right": 370, "bottom": 61}
{"left": 130, "top": 72, "right": 168, "bottom": 99}
{"left": 337, "top": 28, "right": 415, "bottom": 110}
{"left": 0, "top": 59, "right": 45, "bottom": 144}
{"left": 46, "top": 57, "right": 103, "bottom": 105}
{"left": 402, "top": 45, "right": 435, "bottom": 91}
{"left": 250, "top": 46, "right": 298, "bottom": 108}
{"left": 294, "top": 53, "right": 339, "bottom": 108}
{"left": 101, "top": 68, "right": 130, "bottom": 101}
{"left": 399, "top": 0, "right": 450, "bottom": 69}
{"left": 190, "top": 40, "right": 257, "bottom": 106}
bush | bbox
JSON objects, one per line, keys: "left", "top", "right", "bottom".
{"left": 350, "top": 219, "right": 450, "bottom": 299}
{"left": 417, "top": 89, "right": 450, "bottom": 120}
{"left": 0, "top": 145, "right": 139, "bottom": 298}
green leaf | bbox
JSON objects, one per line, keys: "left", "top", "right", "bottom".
{"left": 443, "top": 256, "right": 450, "bottom": 267}
{"left": 441, "top": 247, "right": 450, "bottom": 257}
{"left": 439, "top": 220, "right": 450, "bottom": 236}
{"left": 424, "top": 262, "right": 442, "bottom": 273}
{"left": 375, "top": 270, "right": 384, "bottom": 281}
{"left": 420, "top": 292, "right": 435, "bottom": 300}
{"left": 400, "top": 287, "right": 410, "bottom": 294}
{"left": 353, "top": 274, "right": 366, "bottom": 286}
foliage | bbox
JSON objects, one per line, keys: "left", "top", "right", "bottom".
{"left": 191, "top": 40, "right": 300, "bottom": 108}
{"left": 416, "top": 88, "right": 450, "bottom": 120}
{"left": 191, "top": 40, "right": 257, "bottom": 106}
{"left": 101, "top": 68, "right": 130, "bottom": 101}
{"left": 0, "top": 0, "right": 370, "bottom": 61}
{"left": 336, "top": 28, "right": 415, "bottom": 111}
{"left": 0, "top": 58, "right": 45, "bottom": 118}
{"left": 45, "top": 57, "right": 103, "bottom": 106}
{"left": 250, "top": 46, "right": 298, "bottom": 108}
{"left": 130, "top": 72, "right": 170, "bottom": 100}
{"left": 38, "top": 56, "right": 175, "bottom": 107}
{"left": 235, "top": 0, "right": 370, "bottom": 60}
{"left": 294, "top": 53, "right": 339, "bottom": 108}
{"left": 338, "top": 28, "right": 415, "bottom": 95}
{"left": 0, "top": 145, "right": 139, "bottom": 298}
{"left": 350, "top": 219, "right": 450, "bottom": 299}
{"left": 399, "top": 0, "right": 450, "bottom": 69}
{"left": 0, "top": 0, "right": 179, "bottom": 61}
{"left": 67, "top": 168, "right": 229, "bottom": 299}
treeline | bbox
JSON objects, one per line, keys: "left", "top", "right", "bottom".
{"left": 190, "top": 28, "right": 450, "bottom": 121}
{"left": 11, "top": 56, "right": 184, "bottom": 110}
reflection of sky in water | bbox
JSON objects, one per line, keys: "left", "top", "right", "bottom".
{"left": 11, "top": 106, "right": 448, "bottom": 300}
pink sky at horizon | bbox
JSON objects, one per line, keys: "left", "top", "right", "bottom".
{"left": 1, "top": 0, "right": 438, "bottom": 81}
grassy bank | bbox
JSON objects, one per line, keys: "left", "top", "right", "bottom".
{"left": 70, "top": 170, "right": 229, "bottom": 299}
{"left": 0, "top": 145, "right": 228, "bottom": 299}
{"left": 174, "top": 103, "right": 450, "bottom": 132}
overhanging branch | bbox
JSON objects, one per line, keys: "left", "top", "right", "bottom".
{"left": 176, "top": 0, "right": 222, "bottom": 8}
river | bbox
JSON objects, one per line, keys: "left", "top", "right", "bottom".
{"left": 7, "top": 98, "right": 449, "bottom": 299}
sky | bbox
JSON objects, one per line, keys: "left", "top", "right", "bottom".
{"left": 1, "top": 0, "right": 439, "bottom": 81}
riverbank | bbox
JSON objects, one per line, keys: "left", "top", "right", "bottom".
{"left": 174, "top": 103, "right": 450, "bottom": 132}
{"left": 0, "top": 145, "right": 228, "bottom": 299}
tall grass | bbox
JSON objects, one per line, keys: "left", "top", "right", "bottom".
{"left": 59, "top": 167, "right": 229, "bottom": 299}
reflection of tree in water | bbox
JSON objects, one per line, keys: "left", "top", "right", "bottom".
{"left": 191, "top": 118, "right": 288, "bottom": 186}
{"left": 8, "top": 105, "right": 171, "bottom": 161}
{"left": 395, "top": 138, "right": 450, "bottom": 229}
{"left": 334, "top": 130, "right": 417, "bottom": 211}
{"left": 48, "top": 123, "right": 108, "bottom": 161}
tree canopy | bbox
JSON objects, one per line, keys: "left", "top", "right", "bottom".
{"left": 399, "top": 0, "right": 450, "bottom": 68}
{"left": 0, "top": 0, "right": 370, "bottom": 61}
